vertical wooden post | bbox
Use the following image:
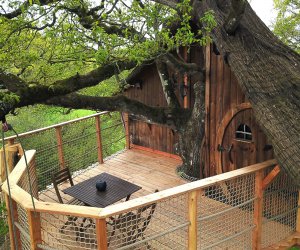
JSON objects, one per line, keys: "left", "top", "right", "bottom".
{"left": 4, "top": 194, "right": 21, "bottom": 250}
{"left": 124, "top": 113, "right": 130, "bottom": 150}
{"left": 252, "top": 170, "right": 264, "bottom": 250}
{"left": 28, "top": 210, "right": 42, "bottom": 250}
{"left": 296, "top": 191, "right": 300, "bottom": 233}
{"left": 55, "top": 126, "right": 65, "bottom": 169}
{"left": 188, "top": 190, "right": 198, "bottom": 250}
{"left": 96, "top": 218, "right": 108, "bottom": 250}
{"left": 0, "top": 144, "right": 20, "bottom": 182}
{"left": 204, "top": 45, "right": 211, "bottom": 175}
{"left": 95, "top": 115, "right": 104, "bottom": 164}
{"left": 8, "top": 138, "right": 15, "bottom": 146}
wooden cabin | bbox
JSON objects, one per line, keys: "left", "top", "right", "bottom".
{"left": 124, "top": 45, "right": 274, "bottom": 178}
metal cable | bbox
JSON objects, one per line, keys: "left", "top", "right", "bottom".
{"left": 1, "top": 130, "right": 18, "bottom": 250}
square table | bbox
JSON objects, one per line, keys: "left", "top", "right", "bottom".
{"left": 63, "top": 173, "right": 141, "bottom": 207}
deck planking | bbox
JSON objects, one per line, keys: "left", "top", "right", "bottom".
{"left": 39, "top": 149, "right": 185, "bottom": 204}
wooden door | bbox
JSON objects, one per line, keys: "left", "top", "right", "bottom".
{"left": 216, "top": 105, "right": 274, "bottom": 174}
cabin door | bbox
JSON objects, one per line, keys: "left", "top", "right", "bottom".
{"left": 215, "top": 104, "right": 258, "bottom": 173}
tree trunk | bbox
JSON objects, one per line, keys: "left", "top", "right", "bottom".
{"left": 177, "top": 79, "right": 206, "bottom": 178}
{"left": 194, "top": 0, "right": 300, "bottom": 186}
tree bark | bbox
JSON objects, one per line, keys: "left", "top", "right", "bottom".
{"left": 194, "top": 0, "right": 300, "bottom": 186}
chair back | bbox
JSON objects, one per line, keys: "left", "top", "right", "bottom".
{"left": 134, "top": 189, "right": 159, "bottom": 240}
{"left": 52, "top": 167, "right": 74, "bottom": 203}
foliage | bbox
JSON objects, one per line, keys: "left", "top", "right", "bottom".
{"left": 0, "top": 201, "right": 8, "bottom": 236}
{"left": 273, "top": 0, "right": 300, "bottom": 52}
{"left": 0, "top": 0, "right": 216, "bottom": 83}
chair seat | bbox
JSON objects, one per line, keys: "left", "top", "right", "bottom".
{"left": 67, "top": 197, "right": 84, "bottom": 206}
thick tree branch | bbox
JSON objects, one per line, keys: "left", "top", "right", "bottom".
{"left": 156, "top": 60, "right": 181, "bottom": 109}
{"left": 0, "top": 60, "right": 136, "bottom": 114}
{"left": 150, "top": 0, "right": 178, "bottom": 9}
{"left": 46, "top": 93, "right": 176, "bottom": 126}
{"left": 224, "top": 0, "right": 247, "bottom": 35}
{"left": 162, "top": 53, "right": 203, "bottom": 75}
{"left": 0, "top": 0, "right": 58, "bottom": 19}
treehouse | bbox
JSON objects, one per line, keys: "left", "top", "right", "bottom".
{"left": 0, "top": 108, "right": 299, "bottom": 250}
{"left": 124, "top": 45, "right": 274, "bottom": 178}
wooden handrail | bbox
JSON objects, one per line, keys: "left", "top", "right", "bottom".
{"left": 2, "top": 150, "right": 276, "bottom": 219}
{"left": 4, "top": 111, "right": 110, "bottom": 141}
{"left": 98, "top": 159, "right": 276, "bottom": 218}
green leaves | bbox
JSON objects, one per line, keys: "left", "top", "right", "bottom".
{"left": 273, "top": 0, "right": 300, "bottom": 52}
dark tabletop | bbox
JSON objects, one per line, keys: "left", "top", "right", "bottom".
{"left": 63, "top": 173, "right": 141, "bottom": 207}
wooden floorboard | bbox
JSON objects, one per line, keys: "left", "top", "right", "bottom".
{"left": 39, "top": 149, "right": 185, "bottom": 204}
{"left": 37, "top": 149, "right": 294, "bottom": 250}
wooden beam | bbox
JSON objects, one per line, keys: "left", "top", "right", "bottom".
{"left": 5, "top": 194, "right": 21, "bottom": 250}
{"left": 252, "top": 170, "right": 264, "bottom": 250}
{"left": 27, "top": 210, "right": 42, "bottom": 250}
{"left": 131, "top": 144, "right": 181, "bottom": 160}
{"left": 95, "top": 115, "right": 104, "bottom": 164}
{"left": 0, "top": 144, "right": 20, "bottom": 182}
{"left": 262, "top": 165, "right": 280, "bottom": 190}
{"left": 204, "top": 45, "right": 211, "bottom": 172}
{"left": 188, "top": 190, "right": 198, "bottom": 250}
{"left": 297, "top": 190, "right": 300, "bottom": 233}
{"left": 124, "top": 113, "right": 130, "bottom": 149}
{"left": 96, "top": 218, "right": 108, "bottom": 250}
{"left": 55, "top": 126, "right": 65, "bottom": 169}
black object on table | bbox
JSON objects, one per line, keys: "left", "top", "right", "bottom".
{"left": 63, "top": 173, "right": 141, "bottom": 207}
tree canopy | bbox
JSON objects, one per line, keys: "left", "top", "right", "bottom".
{"left": 273, "top": 0, "right": 300, "bottom": 52}
{"left": 0, "top": 0, "right": 299, "bottom": 185}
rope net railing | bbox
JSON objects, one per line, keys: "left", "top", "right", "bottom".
{"left": 0, "top": 111, "right": 299, "bottom": 250}
{"left": 2, "top": 154, "right": 300, "bottom": 249}
{"left": 3, "top": 111, "right": 126, "bottom": 191}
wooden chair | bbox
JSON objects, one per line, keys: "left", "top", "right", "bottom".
{"left": 52, "top": 167, "right": 83, "bottom": 233}
{"left": 109, "top": 189, "right": 158, "bottom": 247}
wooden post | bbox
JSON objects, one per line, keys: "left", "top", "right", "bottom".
{"left": 124, "top": 113, "right": 130, "bottom": 149}
{"left": 8, "top": 138, "right": 15, "bottom": 146}
{"left": 252, "top": 170, "right": 264, "bottom": 250}
{"left": 204, "top": 45, "right": 211, "bottom": 174}
{"left": 0, "top": 144, "right": 20, "bottom": 183}
{"left": 4, "top": 194, "right": 21, "bottom": 250}
{"left": 28, "top": 211, "right": 42, "bottom": 250}
{"left": 188, "top": 190, "right": 198, "bottom": 250}
{"left": 96, "top": 218, "right": 108, "bottom": 250}
{"left": 297, "top": 191, "right": 300, "bottom": 233}
{"left": 95, "top": 115, "right": 104, "bottom": 164}
{"left": 55, "top": 126, "right": 65, "bottom": 169}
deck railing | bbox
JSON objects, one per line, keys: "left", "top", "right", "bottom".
{"left": 2, "top": 111, "right": 129, "bottom": 191}
{"left": 2, "top": 149, "right": 300, "bottom": 250}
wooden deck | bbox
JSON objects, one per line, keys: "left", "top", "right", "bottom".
{"left": 39, "top": 148, "right": 186, "bottom": 204}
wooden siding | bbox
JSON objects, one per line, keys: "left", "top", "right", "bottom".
{"left": 124, "top": 46, "right": 203, "bottom": 155}
{"left": 205, "top": 49, "right": 274, "bottom": 176}
{"left": 125, "top": 45, "right": 273, "bottom": 177}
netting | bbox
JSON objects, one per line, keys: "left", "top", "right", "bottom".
{"left": 261, "top": 169, "right": 298, "bottom": 248}
{"left": 40, "top": 212, "right": 98, "bottom": 250}
{"left": 17, "top": 158, "right": 39, "bottom": 199}
{"left": 198, "top": 174, "right": 255, "bottom": 249}
{"left": 13, "top": 128, "right": 60, "bottom": 191}
{"left": 6, "top": 112, "right": 125, "bottom": 191}
{"left": 17, "top": 204, "right": 31, "bottom": 249}
{"left": 107, "top": 193, "right": 189, "bottom": 250}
